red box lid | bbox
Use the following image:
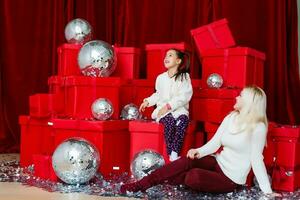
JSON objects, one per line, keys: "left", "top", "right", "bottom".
{"left": 57, "top": 43, "right": 82, "bottom": 51}
{"left": 19, "top": 115, "right": 51, "bottom": 125}
{"left": 51, "top": 118, "right": 79, "bottom": 129}
{"left": 145, "top": 42, "right": 192, "bottom": 52}
{"left": 271, "top": 125, "right": 300, "bottom": 139}
{"left": 64, "top": 76, "right": 122, "bottom": 86}
{"left": 129, "top": 120, "right": 164, "bottom": 132}
{"left": 78, "top": 119, "right": 129, "bottom": 131}
{"left": 48, "top": 76, "right": 65, "bottom": 85}
{"left": 114, "top": 47, "right": 141, "bottom": 54}
{"left": 193, "top": 88, "right": 241, "bottom": 99}
{"left": 201, "top": 47, "right": 266, "bottom": 60}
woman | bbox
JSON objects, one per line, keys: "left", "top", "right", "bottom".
{"left": 121, "top": 86, "right": 280, "bottom": 197}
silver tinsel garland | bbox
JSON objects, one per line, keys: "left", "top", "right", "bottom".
{"left": 1, "top": 160, "right": 299, "bottom": 199}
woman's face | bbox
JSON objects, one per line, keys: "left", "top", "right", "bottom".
{"left": 234, "top": 90, "right": 245, "bottom": 111}
{"left": 164, "top": 50, "right": 181, "bottom": 69}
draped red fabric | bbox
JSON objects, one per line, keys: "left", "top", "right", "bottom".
{"left": 0, "top": 0, "right": 299, "bottom": 152}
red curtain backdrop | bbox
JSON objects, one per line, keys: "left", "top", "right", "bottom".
{"left": 0, "top": 0, "right": 299, "bottom": 152}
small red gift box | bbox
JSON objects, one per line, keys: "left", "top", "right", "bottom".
{"left": 29, "top": 93, "right": 64, "bottom": 118}
{"left": 128, "top": 120, "right": 196, "bottom": 164}
{"left": 32, "top": 154, "right": 58, "bottom": 181}
{"left": 145, "top": 42, "right": 193, "bottom": 79}
{"left": 57, "top": 43, "right": 82, "bottom": 76}
{"left": 201, "top": 47, "right": 266, "bottom": 88}
{"left": 113, "top": 47, "right": 141, "bottom": 79}
{"left": 64, "top": 76, "right": 122, "bottom": 120}
{"left": 19, "top": 116, "right": 54, "bottom": 167}
{"left": 51, "top": 118, "right": 130, "bottom": 177}
{"left": 191, "top": 18, "right": 236, "bottom": 56}
{"left": 190, "top": 88, "right": 240, "bottom": 123}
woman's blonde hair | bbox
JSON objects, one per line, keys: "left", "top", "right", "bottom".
{"left": 233, "top": 86, "right": 268, "bottom": 132}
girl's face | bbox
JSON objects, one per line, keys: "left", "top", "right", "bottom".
{"left": 164, "top": 50, "right": 181, "bottom": 69}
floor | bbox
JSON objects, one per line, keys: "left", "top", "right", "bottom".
{"left": 0, "top": 154, "right": 134, "bottom": 200}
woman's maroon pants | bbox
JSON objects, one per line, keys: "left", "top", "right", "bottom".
{"left": 140, "top": 156, "right": 239, "bottom": 193}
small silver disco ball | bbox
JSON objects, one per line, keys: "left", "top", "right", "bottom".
{"left": 207, "top": 73, "right": 223, "bottom": 88}
{"left": 121, "top": 103, "right": 141, "bottom": 120}
{"left": 91, "top": 98, "right": 114, "bottom": 120}
{"left": 52, "top": 138, "right": 100, "bottom": 184}
{"left": 78, "top": 40, "right": 117, "bottom": 77}
{"left": 130, "top": 150, "right": 165, "bottom": 180}
{"left": 64, "top": 18, "right": 92, "bottom": 44}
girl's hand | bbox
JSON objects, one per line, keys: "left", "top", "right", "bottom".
{"left": 139, "top": 100, "right": 149, "bottom": 112}
{"left": 187, "top": 149, "right": 201, "bottom": 159}
{"left": 157, "top": 106, "right": 168, "bottom": 118}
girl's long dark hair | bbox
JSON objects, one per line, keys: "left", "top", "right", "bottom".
{"left": 170, "top": 48, "right": 190, "bottom": 81}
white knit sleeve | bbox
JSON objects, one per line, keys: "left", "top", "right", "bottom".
{"left": 196, "top": 114, "right": 231, "bottom": 158}
{"left": 250, "top": 123, "right": 272, "bottom": 194}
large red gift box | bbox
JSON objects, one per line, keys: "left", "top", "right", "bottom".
{"left": 57, "top": 43, "right": 82, "bottom": 76}
{"left": 145, "top": 42, "right": 193, "bottom": 79}
{"left": 191, "top": 18, "right": 236, "bottom": 56}
{"left": 191, "top": 88, "right": 240, "bottom": 123}
{"left": 128, "top": 120, "right": 196, "bottom": 164}
{"left": 64, "top": 76, "right": 122, "bottom": 120}
{"left": 32, "top": 154, "right": 58, "bottom": 181}
{"left": 19, "top": 116, "right": 54, "bottom": 167}
{"left": 113, "top": 47, "right": 141, "bottom": 79}
{"left": 201, "top": 47, "right": 266, "bottom": 88}
{"left": 272, "top": 167, "right": 300, "bottom": 192}
{"left": 29, "top": 93, "right": 64, "bottom": 118}
{"left": 51, "top": 119, "right": 130, "bottom": 177}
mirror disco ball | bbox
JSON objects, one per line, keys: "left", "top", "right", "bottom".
{"left": 78, "top": 40, "right": 117, "bottom": 77}
{"left": 52, "top": 138, "right": 100, "bottom": 185}
{"left": 91, "top": 98, "right": 114, "bottom": 120}
{"left": 121, "top": 103, "right": 141, "bottom": 120}
{"left": 64, "top": 18, "right": 92, "bottom": 44}
{"left": 131, "top": 150, "right": 165, "bottom": 180}
{"left": 207, "top": 73, "right": 223, "bottom": 88}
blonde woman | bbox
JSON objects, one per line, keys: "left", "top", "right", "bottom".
{"left": 121, "top": 86, "right": 280, "bottom": 197}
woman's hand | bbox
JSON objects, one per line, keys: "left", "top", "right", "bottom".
{"left": 139, "top": 100, "right": 149, "bottom": 112}
{"left": 187, "top": 149, "right": 201, "bottom": 159}
{"left": 265, "top": 192, "right": 282, "bottom": 198}
{"left": 157, "top": 105, "right": 168, "bottom": 118}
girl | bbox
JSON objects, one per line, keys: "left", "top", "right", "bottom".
{"left": 122, "top": 86, "right": 281, "bottom": 197}
{"left": 139, "top": 48, "right": 193, "bottom": 162}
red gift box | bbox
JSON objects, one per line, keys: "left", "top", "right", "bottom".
{"left": 194, "top": 131, "right": 205, "bottom": 148}
{"left": 201, "top": 47, "right": 266, "bottom": 88}
{"left": 267, "top": 126, "right": 300, "bottom": 168}
{"left": 272, "top": 165, "right": 300, "bottom": 192}
{"left": 131, "top": 79, "right": 155, "bottom": 120}
{"left": 32, "top": 154, "right": 58, "bottom": 181}
{"left": 51, "top": 118, "right": 130, "bottom": 177}
{"left": 19, "top": 116, "right": 54, "bottom": 167}
{"left": 29, "top": 93, "right": 64, "bottom": 118}
{"left": 129, "top": 120, "right": 196, "bottom": 164}
{"left": 64, "top": 76, "right": 122, "bottom": 120}
{"left": 145, "top": 42, "right": 194, "bottom": 79}
{"left": 191, "top": 88, "right": 240, "bottom": 123}
{"left": 57, "top": 43, "right": 82, "bottom": 76}
{"left": 113, "top": 47, "right": 141, "bottom": 79}
{"left": 191, "top": 18, "right": 236, "bottom": 56}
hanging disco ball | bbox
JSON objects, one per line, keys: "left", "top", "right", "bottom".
{"left": 207, "top": 73, "right": 223, "bottom": 88}
{"left": 91, "top": 98, "right": 114, "bottom": 120}
{"left": 78, "top": 40, "right": 117, "bottom": 77}
{"left": 64, "top": 18, "right": 92, "bottom": 44}
{"left": 52, "top": 138, "right": 100, "bottom": 185}
{"left": 131, "top": 150, "right": 165, "bottom": 180}
{"left": 121, "top": 103, "right": 141, "bottom": 120}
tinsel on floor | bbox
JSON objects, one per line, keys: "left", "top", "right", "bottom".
{"left": 0, "top": 160, "right": 299, "bottom": 200}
